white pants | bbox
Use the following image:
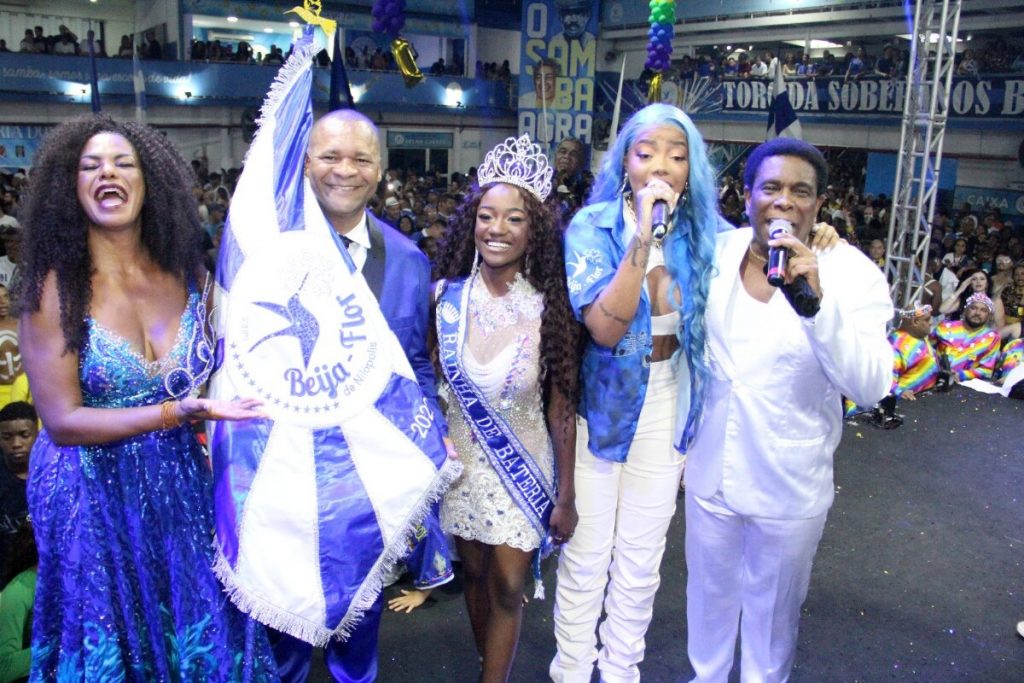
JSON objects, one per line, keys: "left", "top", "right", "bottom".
{"left": 551, "top": 361, "right": 683, "bottom": 683}
{"left": 685, "top": 491, "right": 827, "bottom": 683}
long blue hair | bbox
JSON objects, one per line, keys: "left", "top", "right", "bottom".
{"left": 590, "top": 103, "right": 719, "bottom": 450}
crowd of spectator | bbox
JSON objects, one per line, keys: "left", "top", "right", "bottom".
{"left": 6, "top": 17, "right": 1023, "bottom": 91}
{"left": 8, "top": 137, "right": 1019, "bottom": 304}
{"left": 475, "top": 60, "right": 513, "bottom": 82}
{"left": 189, "top": 38, "right": 277, "bottom": 65}
{"left": 347, "top": 45, "right": 398, "bottom": 71}
{"left": 5, "top": 134, "right": 1023, "bottom": 408}
{"left": 176, "top": 138, "right": 1024, "bottom": 405}
{"left": 7, "top": 26, "right": 166, "bottom": 60}
{"left": 13, "top": 25, "right": 83, "bottom": 56}
{"left": 183, "top": 36, "right": 485, "bottom": 79}
{"left": 823, "top": 182, "right": 1024, "bottom": 421}
{"left": 655, "top": 36, "right": 1024, "bottom": 87}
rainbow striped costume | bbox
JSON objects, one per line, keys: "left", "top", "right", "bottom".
{"left": 1000, "top": 337, "right": 1024, "bottom": 377}
{"left": 932, "top": 320, "right": 1000, "bottom": 381}
{"left": 890, "top": 329, "right": 938, "bottom": 396}
{"left": 843, "top": 329, "right": 940, "bottom": 416}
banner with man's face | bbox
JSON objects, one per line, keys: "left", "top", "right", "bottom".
{"left": 518, "top": 0, "right": 599, "bottom": 157}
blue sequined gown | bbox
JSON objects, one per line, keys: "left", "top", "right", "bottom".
{"left": 27, "top": 287, "right": 277, "bottom": 682}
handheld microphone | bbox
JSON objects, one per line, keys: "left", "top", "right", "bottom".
{"left": 766, "top": 219, "right": 792, "bottom": 287}
{"left": 651, "top": 200, "right": 669, "bottom": 242}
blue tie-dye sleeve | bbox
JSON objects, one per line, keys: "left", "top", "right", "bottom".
{"left": 564, "top": 206, "right": 620, "bottom": 322}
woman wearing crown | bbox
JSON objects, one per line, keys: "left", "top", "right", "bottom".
{"left": 549, "top": 103, "right": 722, "bottom": 683}
{"left": 433, "top": 136, "right": 580, "bottom": 682}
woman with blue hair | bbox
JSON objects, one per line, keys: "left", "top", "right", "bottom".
{"left": 549, "top": 103, "right": 720, "bottom": 683}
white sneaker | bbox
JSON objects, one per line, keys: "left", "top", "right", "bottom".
{"left": 1017, "top": 620, "right": 1024, "bottom": 638}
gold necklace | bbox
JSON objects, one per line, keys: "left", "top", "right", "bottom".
{"left": 747, "top": 242, "right": 768, "bottom": 263}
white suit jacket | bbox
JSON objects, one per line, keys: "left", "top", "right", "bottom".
{"left": 685, "top": 227, "right": 892, "bottom": 519}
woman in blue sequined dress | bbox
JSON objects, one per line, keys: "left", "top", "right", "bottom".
{"left": 16, "top": 114, "right": 277, "bottom": 682}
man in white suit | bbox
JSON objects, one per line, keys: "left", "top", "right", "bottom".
{"left": 683, "top": 138, "right": 893, "bottom": 682}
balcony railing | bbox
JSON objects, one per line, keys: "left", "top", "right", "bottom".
{"left": 0, "top": 52, "right": 513, "bottom": 114}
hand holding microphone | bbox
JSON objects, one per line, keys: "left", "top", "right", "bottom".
{"left": 764, "top": 218, "right": 822, "bottom": 318}
{"left": 635, "top": 179, "right": 678, "bottom": 244}
{"left": 766, "top": 219, "right": 792, "bottom": 286}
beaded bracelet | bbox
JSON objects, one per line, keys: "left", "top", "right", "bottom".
{"left": 160, "top": 400, "right": 183, "bottom": 430}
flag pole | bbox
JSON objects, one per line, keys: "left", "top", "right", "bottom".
{"left": 608, "top": 54, "right": 626, "bottom": 151}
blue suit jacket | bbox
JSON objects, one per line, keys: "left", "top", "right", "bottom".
{"left": 363, "top": 212, "right": 445, "bottom": 431}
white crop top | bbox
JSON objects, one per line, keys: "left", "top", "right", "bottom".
{"left": 651, "top": 310, "right": 680, "bottom": 336}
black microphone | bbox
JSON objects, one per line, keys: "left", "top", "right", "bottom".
{"left": 651, "top": 200, "right": 669, "bottom": 242}
{"left": 766, "top": 218, "right": 792, "bottom": 287}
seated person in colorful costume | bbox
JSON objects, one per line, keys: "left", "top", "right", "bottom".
{"left": 932, "top": 293, "right": 1001, "bottom": 381}
{"left": 890, "top": 304, "right": 939, "bottom": 400}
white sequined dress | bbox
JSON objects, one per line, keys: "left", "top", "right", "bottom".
{"left": 440, "top": 274, "right": 554, "bottom": 551}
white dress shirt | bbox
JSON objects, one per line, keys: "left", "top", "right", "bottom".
{"left": 339, "top": 213, "right": 370, "bottom": 273}
{"left": 685, "top": 227, "right": 893, "bottom": 519}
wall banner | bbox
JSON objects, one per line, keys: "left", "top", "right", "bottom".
{"left": 0, "top": 125, "right": 48, "bottom": 171}
{"left": 517, "top": 0, "right": 599, "bottom": 151}
{"left": 953, "top": 186, "right": 1024, "bottom": 218}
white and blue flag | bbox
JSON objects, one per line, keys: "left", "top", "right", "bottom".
{"left": 767, "top": 60, "right": 801, "bottom": 139}
{"left": 209, "top": 28, "right": 458, "bottom": 646}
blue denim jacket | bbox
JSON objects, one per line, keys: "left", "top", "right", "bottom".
{"left": 565, "top": 198, "right": 652, "bottom": 463}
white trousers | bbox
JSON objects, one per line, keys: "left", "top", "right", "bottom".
{"left": 685, "top": 491, "right": 827, "bottom": 683}
{"left": 551, "top": 361, "right": 683, "bottom": 683}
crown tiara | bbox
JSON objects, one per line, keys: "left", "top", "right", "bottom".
{"left": 476, "top": 135, "right": 553, "bottom": 201}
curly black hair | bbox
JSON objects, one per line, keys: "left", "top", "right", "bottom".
{"left": 17, "top": 113, "right": 204, "bottom": 353}
{"left": 434, "top": 183, "right": 580, "bottom": 415}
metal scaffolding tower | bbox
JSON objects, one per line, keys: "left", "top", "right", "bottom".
{"left": 884, "top": 0, "right": 962, "bottom": 310}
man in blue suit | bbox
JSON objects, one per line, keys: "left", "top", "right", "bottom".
{"left": 270, "top": 108, "right": 448, "bottom": 683}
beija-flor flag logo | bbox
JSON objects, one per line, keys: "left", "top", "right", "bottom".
{"left": 208, "top": 26, "right": 459, "bottom": 646}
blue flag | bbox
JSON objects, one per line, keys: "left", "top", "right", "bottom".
{"left": 209, "top": 27, "right": 458, "bottom": 645}
{"left": 767, "top": 61, "right": 801, "bottom": 139}
{"left": 328, "top": 26, "right": 355, "bottom": 111}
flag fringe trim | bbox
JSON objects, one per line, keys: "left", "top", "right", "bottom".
{"left": 242, "top": 34, "right": 317, "bottom": 168}
{"left": 337, "top": 456, "right": 462, "bottom": 639}
{"left": 212, "top": 456, "right": 463, "bottom": 646}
